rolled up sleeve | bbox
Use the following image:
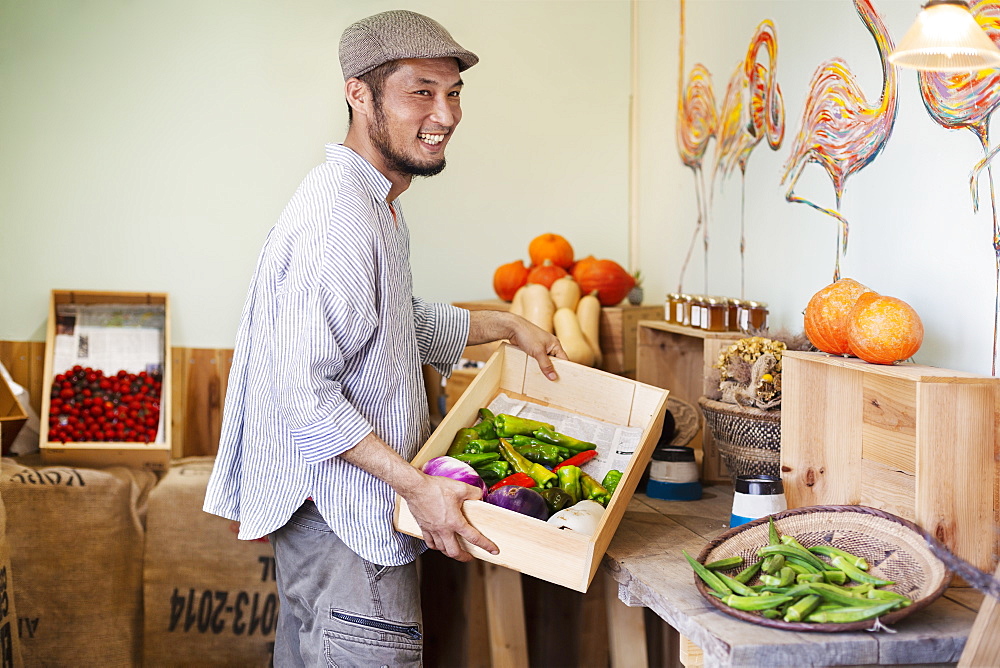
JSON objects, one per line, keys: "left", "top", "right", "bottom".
{"left": 411, "top": 297, "right": 470, "bottom": 377}
{"left": 273, "top": 287, "right": 376, "bottom": 464}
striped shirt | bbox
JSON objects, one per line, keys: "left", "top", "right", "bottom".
{"left": 203, "top": 143, "right": 469, "bottom": 566}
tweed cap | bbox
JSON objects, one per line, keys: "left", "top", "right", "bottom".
{"left": 339, "top": 10, "right": 479, "bottom": 81}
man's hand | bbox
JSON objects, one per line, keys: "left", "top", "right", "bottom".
{"left": 340, "top": 432, "right": 498, "bottom": 562}
{"left": 468, "top": 310, "right": 567, "bottom": 380}
{"left": 402, "top": 473, "right": 499, "bottom": 561}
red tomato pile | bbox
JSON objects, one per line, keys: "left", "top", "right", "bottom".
{"left": 48, "top": 365, "right": 162, "bottom": 443}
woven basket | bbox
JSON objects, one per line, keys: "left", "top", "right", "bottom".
{"left": 693, "top": 505, "right": 953, "bottom": 632}
{"left": 698, "top": 396, "right": 780, "bottom": 483}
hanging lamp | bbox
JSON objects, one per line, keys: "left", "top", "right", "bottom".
{"left": 889, "top": 0, "right": 1000, "bottom": 72}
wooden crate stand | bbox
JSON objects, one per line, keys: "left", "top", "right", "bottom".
{"left": 780, "top": 350, "right": 1000, "bottom": 572}
{"left": 635, "top": 321, "right": 743, "bottom": 482}
{"left": 40, "top": 290, "right": 172, "bottom": 471}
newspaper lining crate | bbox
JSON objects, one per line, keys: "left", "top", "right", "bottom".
{"left": 394, "top": 344, "right": 669, "bottom": 592}
{"left": 780, "top": 350, "right": 1000, "bottom": 573}
{"left": 40, "top": 290, "right": 172, "bottom": 471}
{"left": 450, "top": 299, "right": 662, "bottom": 377}
{"left": 634, "top": 320, "right": 744, "bottom": 482}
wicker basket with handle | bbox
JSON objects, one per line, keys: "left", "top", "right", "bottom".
{"left": 698, "top": 396, "right": 780, "bottom": 484}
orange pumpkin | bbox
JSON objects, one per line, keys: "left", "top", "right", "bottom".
{"left": 803, "top": 278, "right": 874, "bottom": 355}
{"left": 493, "top": 259, "right": 530, "bottom": 302}
{"left": 570, "top": 255, "right": 599, "bottom": 283}
{"left": 574, "top": 258, "right": 635, "bottom": 306}
{"left": 528, "top": 233, "right": 574, "bottom": 269}
{"left": 526, "top": 259, "right": 569, "bottom": 289}
{"left": 847, "top": 294, "right": 924, "bottom": 364}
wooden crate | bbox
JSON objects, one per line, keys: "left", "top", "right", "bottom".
{"left": 451, "top": 299, "right": 662, "bottom": 377}
{"left": 40, "top": 290, "right": 172, "bottom": 471}
{"left": 394, "top": 344, "right": 669, "bottom": 592}
{"left": 0, "top": 371, "right": 28, "bottom": 454}
{"left": 780, "top": 350, "right": 1000, "bottom": 572}
{"left": 634, "top": 321, "right": 743, "bottom": 482}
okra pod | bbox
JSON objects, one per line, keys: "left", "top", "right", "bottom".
{"left": 866, "top": 589, "right": 912, "bottom": 608}
{"left": 795, "top": 573, "right": 824, "bottom": 584}
{"left": 801, "top": 582, "right": 886, "bottom": 607}
{"left": 715, "top": 571, "right": 757, "bottom": 597}
{"left": 832, "top": 556, "right": 894, "bottom": 586}
{"left": 821, "top": 570, "right": 847, "bottom": 585}
{"left": 762, "top": 553, "right": 785, "bottom": 575}
{"left": 683, "top": 550, "right": 731, "bottom": 597}
{"left": 734, "top": 559, "right": 764, "bottom": 584}
{"left": 809, "top": 545, "right": 869, "bottom": 571}
{"left": 779, "top": 534, "right": 811, "bottom": 553}
{"left": 783, "top": 594, "right": 822, "bottom": 623}
{"left": 757, "top": 544, "right": 828, "bottom": 573}
{"left": 805, "top": 599, "right": 898, "bottom": 624}
{"left": 768, "top": 515, "right": 780, "bottom": 546}
{"left": 760, "top": 566, "right": 795, "bottom": 588}
{"left": 705, "top": 556, "right": 744, "bottom": 571}
{"left": 722, "top": 594, "right": 794, "bottom": 611}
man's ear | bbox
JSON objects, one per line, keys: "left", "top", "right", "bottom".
{"left": 345, "top": 78, "right": 370, "bottom": 118}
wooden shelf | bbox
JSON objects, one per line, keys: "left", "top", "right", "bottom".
{"left": 635, "top": 321, "right": 744, "bottom": 482}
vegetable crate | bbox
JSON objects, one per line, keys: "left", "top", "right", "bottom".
{"left": 780, "top": 350, "right": 1000, "bottom": 573}
{"left": 39, "top": 290, "right": 172, "bottom": 471}
{"left": 394, "top": 344, "right": 669, "bottom": 592}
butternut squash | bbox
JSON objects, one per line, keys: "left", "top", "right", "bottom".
{"left": 521, "top": 283, "right": 555, "bottom": 333}
{"left": 553, "top": 307, "right": 595, "bottom": 366}
{"left": 509, "top": 285, "right": 527, "bottom": 318}
{"left": 576, "top": 291, "right": 603, "bottom": 367}
{"left": 549, "top": 275, "right": 581, "bottom": 311}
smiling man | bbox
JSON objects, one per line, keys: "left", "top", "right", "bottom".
{"left": 203, "top": 9, "right": 564, "bottom": 667}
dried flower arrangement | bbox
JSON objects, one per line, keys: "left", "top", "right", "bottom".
{"left": 712, "top": 329, "right": 814, "bottom": 411}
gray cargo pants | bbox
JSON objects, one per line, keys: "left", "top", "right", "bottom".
{"left": 269, "top": 500, "right": 423, "bottom": 667}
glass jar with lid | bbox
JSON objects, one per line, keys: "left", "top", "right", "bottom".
{"left": 689, "top": 294, "right": 706, "bottom": 329}
{"left": 665, "top": 293, "right": 681, "bottom": 324}
{"left": 704, "top": 297, "right": 727, "bottom": 332}
{"left": 748, "top": 301, "right": 769, "bottom": 331}
{"left": 679, "top": 294, "right": 693, "bottom": 326}
{"left": 727, "top": 298, "right": 741, "bottom": 331}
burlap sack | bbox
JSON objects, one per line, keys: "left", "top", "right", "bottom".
{"left": 0, "top": 456, "right": 156, "bottom": 667}
{"left": 143, "top": 457, "right": 277, "bottom": 667}
{"left": 0, "top": 491, "right": 23, "bottom": 668}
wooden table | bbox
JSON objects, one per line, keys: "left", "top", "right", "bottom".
{"left": 602, "top": 485, "right": 982, "bottom": 667}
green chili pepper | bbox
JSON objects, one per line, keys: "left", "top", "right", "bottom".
{"left": 469, "top": 419, "right": 497, "bottom": 440}
{"left": 509, "top": 434, "right": 566, "bottom": 451}
{"left": 805, "top": 599, "right": 898, "bottom": 624}
{"left": 580, "top": 472, "right": 611, "bottom": 506}
{"left": 715, "top": 572, "right": 756, "bottom": 597}
{"left": 498, "top": 438, "right": 556, "bottom": 488}
{"left": 704, "top": 556, "right": 744, "bottom": 571}
{"left": 494, "top": 414, "right": 555, "bottom": 438}
{"left": 735, "top": 559, "right": 764, "bottom": 584}
{"left": 531, "top": 426, "right": 598, "bottom": 452}
{"left": 783, "top": 594, "right": 822, "bottom": 623}
{"left": 683, "top": 550, "right": 731, "bottom": 597}
{"left": 538, "top": 487, "right": 573, "bottom": 514}
{"left": 556, "top": 465, "right": 582, "bottom": 504}
{"left": 479, "top": 408, "right": 496, "bottom": 422}
{"left": 831, "top": 556, "right": 894, "bottom": 586}
{"left": 809, "top": 545, "right": 869, "bottom": 571}
{"left": 757, "top": 544, "right": 828, "bottom": 573}
{"left": 463, "top": 439, "right": 500, "bottom": 454}
{"left": 447, "top": 428, "right": 480, "bottom": 457}
{"left": 454, "top": 452, "right": 500, "bottom": 467}
{"left": 514, "top": 445, "right": 564, "bottom": 468}
{"left": 475, "top": 460, "right": 510, "bottom": 487}
{"left": 602, "top": 470, "right": 623, "bottom": 496}
{"left": 722, "top": 594, "right": 793, "bottom": 611}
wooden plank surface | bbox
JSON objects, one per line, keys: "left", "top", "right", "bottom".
{"left": 604, "top": 571, "right": 648, "bottom": 668}
{"left": 958, "top": 564, "right": 1000, "bottom": 668}
{"left": 483, "top": 564, "right": 529, "bottom": 668}
{"left": 603, "top": 487, "right": 976, "bottom": 667}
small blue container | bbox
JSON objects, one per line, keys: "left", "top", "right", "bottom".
{"left": 646, "top": 445, "right": 702, "bottom": 501}
{"left": 730, "top": 475, "right": 786, "bottom": 528}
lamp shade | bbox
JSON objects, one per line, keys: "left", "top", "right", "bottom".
{"left": 889, "top": 1, "right": 1000, "bottom": 72}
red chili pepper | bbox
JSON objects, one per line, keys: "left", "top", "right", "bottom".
{"left": 488, "top": 472, "right": 536, "bottom": 493}
{"left": 553, "top": 449, "right": 598, "bottom": 471}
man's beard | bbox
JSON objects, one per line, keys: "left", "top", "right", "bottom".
{"left": 369, "top": 106, "right": 447, "bottom": 177}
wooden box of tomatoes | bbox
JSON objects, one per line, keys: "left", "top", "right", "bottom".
{"left": 394, "top": 343, "right": 669, "bottom": 592}
{"left": 39, "top": 290, "right": 172, "bottom": 471}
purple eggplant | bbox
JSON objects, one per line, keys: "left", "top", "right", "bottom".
{"left": 485, "top": 485, "right": 550, "bottom": 521}
{"left": 422, "top": 456, "right": 488, "bottom": 498}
